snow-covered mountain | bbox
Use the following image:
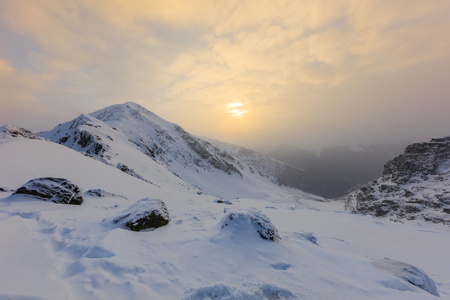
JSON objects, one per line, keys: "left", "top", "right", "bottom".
{"left": 1, "top": 104, "right": 450, "bottom": 299}
{"left": 39, "top": 102, "right": 309, "bottom": 199}
{"left": 346, "top": 136, "right": 450, "bottom": 225}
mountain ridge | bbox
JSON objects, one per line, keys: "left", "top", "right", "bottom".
{"left": 39, "top": 102, "right": 314, "bottom": 200}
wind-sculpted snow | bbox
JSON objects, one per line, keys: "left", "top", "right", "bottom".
{"left": 346, "top": 136, "right": 450, "bottom": 225}
{"left": 372, "top": 258, "right": 439, "bottom": 297}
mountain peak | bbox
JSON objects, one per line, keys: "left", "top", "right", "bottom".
{"left": 90, "top": 102, "right": 162, "bottom": 124}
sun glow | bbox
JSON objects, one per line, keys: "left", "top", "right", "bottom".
{"left": 227, "top": 102, "right": 246, "bottom": 117}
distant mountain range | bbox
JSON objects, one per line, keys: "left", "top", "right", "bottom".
{"left": 266, "top": 143, "right": 407, "bottom": 198}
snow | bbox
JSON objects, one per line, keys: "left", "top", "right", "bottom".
{"left": 372, "top": 258, "right": 439, "bottom": 296}
{"left": 1, "top": 136, "right": 449, "bottom": 299}
{"left": 2, "top": 102, "right": 450, "bottom": 300}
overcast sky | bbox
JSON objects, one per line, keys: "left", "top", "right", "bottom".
{"left": 1, "top": 0, "right": 449, "bottom": 151}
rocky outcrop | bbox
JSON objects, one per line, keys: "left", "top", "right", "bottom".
{"left": 39, "top": 115, "right": 112, "bottom": 161}
{"left": 113, "top": 198, "right": 170, "bottom": 231}
{"left": 346, "top": 137, "right": 450, "bottom": 224}
{"left": 116, "top": 163, "right": 151, "bottom": 183}
{"left": 220, "top": 208, "right": 281, "bottom": 241}
{"left": 383, "top": 136, "right": 450, "bottom": 184}
{"left": 13, "top": 177, "right": 83, "bottom": 205}
{"left": 85, "top": 189, "right": 127, "bottom": 199}
{"left": 0, "top": 125, "right": 42, "bottom": 140}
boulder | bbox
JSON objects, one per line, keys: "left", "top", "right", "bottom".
{"left": 220, "top": 208, "right": 281, "bottom": 241}
{"left": 13, "top": 177, "right": 83, "bottom": 205}
{"left": 113, "top": 198, "right": 170, "bottom": 231}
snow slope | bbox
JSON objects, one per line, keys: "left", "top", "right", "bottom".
{"left": 39, "top": 102, "right": 309, "bottom": 200}
{"left": 1, "top": 133, "right": 450, "bottom": 299}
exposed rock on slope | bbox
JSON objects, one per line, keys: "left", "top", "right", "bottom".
{"left": 346, "top": 137, "right": 450, "bottom": 224}
{"left": 0, "top": 125, "right": 42, "bottom": 140}
{"left": 14, "top": 177, "right": 83, "bottom": 205}
{"left": 85, "top": 189, "right": 127, "bottom": 199}
{"left": 39, "top": 115, "right": 112, "bottom": 163}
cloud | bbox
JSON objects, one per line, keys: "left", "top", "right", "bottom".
{"left": 0, "top": 0, "right": 449, "bottom": 149}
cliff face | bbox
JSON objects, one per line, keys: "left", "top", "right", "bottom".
{"left": 383, "top": 137, "right": 450, "bottom": 184}
{"left": 346, "top": 137, "right": 450, "bottom": 225}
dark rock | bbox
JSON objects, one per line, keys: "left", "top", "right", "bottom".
{"left": 0, "top": 186, "right": 13, "bottom": 192}
{"left": 39, "top": 115, "right": 110, "bottom": 159}
{"left": 113, "top": 198, "right": 170, "bottom": 231}
{"left": 13, "top": 177, "right": 83, "bottom": 205}
{"left": 85, "top": 189, "right": 127, "bottom": 199}
{"left": 220, "top": 208, "right": 281, "bottom": 241}
{"left": 214, "top": 199, "right": 232, "bottom": 205}
{"left": 116, "top": 163, "right": 151, "bottom": 183}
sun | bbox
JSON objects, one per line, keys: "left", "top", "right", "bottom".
{"left": 227, "top": 102, "right": 247, "bottom": 117}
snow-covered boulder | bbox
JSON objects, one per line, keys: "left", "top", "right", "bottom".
{"left": 13, "top": 177, "right": 83, "bottom": 205}
{"left": 220, "top": 208, "right": 281, "bottom": 241}
{"left": 113, "top": 198, "right": 170, "bottom": 231}
{"left": 372, "top": 258, "right": 439, "bottom": 297}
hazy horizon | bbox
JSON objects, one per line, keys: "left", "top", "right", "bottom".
{"left": 1, "top": 1, "right": 449, "bottom": 151}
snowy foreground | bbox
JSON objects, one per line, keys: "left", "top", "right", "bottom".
{"left": 1, "top": 138, "right": 450, "bottom": 299}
